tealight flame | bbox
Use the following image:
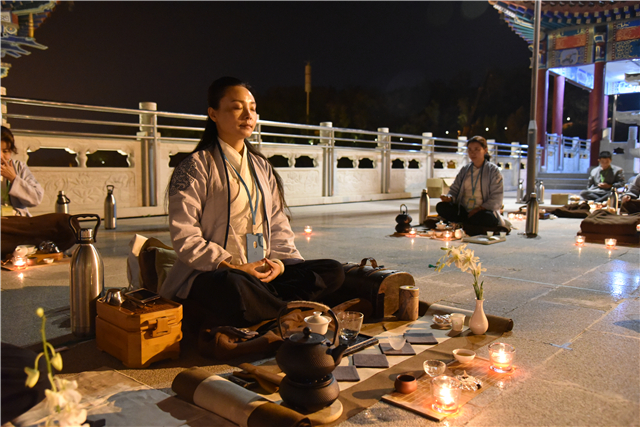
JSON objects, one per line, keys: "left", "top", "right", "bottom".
{"left": 304, "top": 226, "right": 312, "bottom": 234}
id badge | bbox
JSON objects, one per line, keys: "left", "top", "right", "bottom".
{"left": 246, "top": 233, "right": 264, "bottom": 263}
{"left": 466, "top": 197, "right": 476, "bottom": 211}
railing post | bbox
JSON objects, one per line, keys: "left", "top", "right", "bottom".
{"left": 421, "top": 132, "right": 433, "bottom": 181}
{"left": 377, "top": 128, "right": 390, "bottom": 194}
{"left": 138, "top": 102, "right": 157, "bottom": 207}
{"left": 487, "top": 139, "right": 497, "bottom": 162}
{"left": 457, "top": 136, "right": 466, "bottom": 154}
{"left": 320, "top": 121, "right": 334, "bottom": 197}
{"left": 255, "top": 114, "right": 262, "bottom": 148}
{"left": 1, "top": 87, "right": 7, "bottom": 127}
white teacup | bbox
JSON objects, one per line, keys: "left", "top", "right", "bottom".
{"left": 13, "top": 246, "right": 29, "bottom": 258}
{"left": 436, "top": 222, "right": 447, "bottom": 230}
{"left": 486, "top": 231, "right": 494, "bottom": 237}
{"left": 499, "top": 231, "right": 507, "bottom": 238}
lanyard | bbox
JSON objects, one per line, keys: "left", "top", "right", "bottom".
{"left": 220, "top": 150, "right": 260, "bottom": 226}
{"left": 470, "top": 164, "right": 482, "bottom": 196}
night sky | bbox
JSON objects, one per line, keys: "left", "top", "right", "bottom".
{"left": 3, "top": 1, "right": 531, "bottom": 116}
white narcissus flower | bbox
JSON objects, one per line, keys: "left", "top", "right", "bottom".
{"left": 24, "top": 367, "right": 40, "bottom": 388}
{"left": 46, "top": 404, "right": 87, "bottom": 427}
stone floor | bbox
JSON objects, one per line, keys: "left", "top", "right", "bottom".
{"left": 2, "top": 191, "right": 639, "bottom": 426}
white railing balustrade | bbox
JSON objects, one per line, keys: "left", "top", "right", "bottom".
{"left": 2, "top": 96, "right": 533, "bottom": 218}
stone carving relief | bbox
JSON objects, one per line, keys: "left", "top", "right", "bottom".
{"left": 280, "top": 170, "right": 321, "bottom": 197}
{"left": 31, "top": 169, "right": 138, "bottom": 216}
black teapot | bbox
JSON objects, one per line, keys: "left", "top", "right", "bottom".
{"left": 275, "top": 301, "right": 348, "bottom": 382}
{"left": 395, "top": 204, "right": 412, "bottom": 233}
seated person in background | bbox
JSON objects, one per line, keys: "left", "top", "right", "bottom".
{"left": 436, "top": 135, "right": 506, "bottom": 230}
{"left": 1, "top": 126, "right": 43, "bottom": 216}
{"left": 160, "top": 76, "right": 344, "bottom": 328}
{"left": 620, "top": 174, "right": 640, "bottom": 214}
{"left": 1, "top": 126, "right": 77, "bottom": 259}
{"left": 580, "top": 151, "right": 625, "bottom": 203}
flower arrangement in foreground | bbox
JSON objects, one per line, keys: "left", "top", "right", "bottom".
{"left": 24, "top": 308, "right": 87, "bottom": 427}
{"left": 431, "top": 244, "right": 486, "bottom": 300}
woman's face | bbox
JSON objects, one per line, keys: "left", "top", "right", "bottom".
{"left": 208, "top": 85, "right": 257, "bottom": 144}
{"left": 1, "top": 141, "right": 12, "bottom": 162}
{"left": 467, "top": 142, "right": 487, "bottom": 164}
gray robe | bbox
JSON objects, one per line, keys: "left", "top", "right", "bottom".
{"left": 160, "top": 145, "right": 302, "bottom": 300}
{"left": 4, "top": 160, "right": 44, "bottom": 217}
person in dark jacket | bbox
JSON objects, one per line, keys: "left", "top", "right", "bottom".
{"left": 580, "top": 151, "right": 625, "bottom": 203}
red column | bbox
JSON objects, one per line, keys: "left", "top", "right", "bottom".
{"left": 588, "top": 61, "right": 605, "bottom": 165}
{"left": 552, "top": 75, "right": 565, "bottom": 136}
{"left": 536, "top": 69, "right": 549, "bottom": 166}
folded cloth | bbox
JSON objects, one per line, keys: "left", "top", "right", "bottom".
{"left": 550, "top": 202, "right": 591, "bottom": 218}
{"left": 621, "top": 199, "right": 640, "bottom": 214}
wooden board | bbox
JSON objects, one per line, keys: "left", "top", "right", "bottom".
{"left": 382, "top": 356, "right": 517, "bottom": 421}
{"left": 1, "top": 252, "right": 68, "bottom": 271}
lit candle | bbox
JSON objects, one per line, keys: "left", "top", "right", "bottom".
{"left": 443, "top": 230, "right": 452, "bottom": 240}
{"left": 408, "top": 228, "right": 416, "bottom": 236}
{"left": 636, "top": 224, "right": 640, "bottom": 232}
{"left": 575, "top": 235, "right": 585, "bottom": 246}
{"left": 605, "top": 238, "right": 617, "bottom": 249}
{"left": 304, "top": 225, "right": 312, "bottom": 234}
{"left": 13, "top": 256, "right": 26, "bottom": 268}
{"left": 431, "top": 376, "right": 461, "bottom": 414}
{"left": 508, "top": 213, "right": 515, "bottom": 220}
{"left": 488, "top": 342, "right": 515, "bottom": 373}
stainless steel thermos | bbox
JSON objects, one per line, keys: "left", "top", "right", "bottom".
{"left": 104, "top": 184, "right": 116, "bottom": 229}
{"left": 418, "top": 188, "right": 430, "bottom": 225}
{"left": 55, "top": 191, "right": 70, "bottom": 214}
{"left": 608, "top": 189, "right": 619, "bottom": 213}
{"left": 69, "top": 214, "right": 104, "bottom": 337}
{"left": 535, "top": 180, "right": 545, "bottom": 204}
{"left": 525, "top": 192, "right": 539, "bottom": 237}
{"left": 516, "top": 179, "right": 524, "bottom": 203}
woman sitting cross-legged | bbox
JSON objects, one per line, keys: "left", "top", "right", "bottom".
{"left": 435, "top": 135, "right": 507, "bottom": 234}
{"left": 160, "top": 76, "right": 345, "bottom": 332}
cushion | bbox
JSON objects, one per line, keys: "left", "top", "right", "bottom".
{"left": 550, "top": 202, "right": 591, "bottom": 218}
{"left": 136, "top": 237, "right": 176, "bottom": 291}
{"left": 579, "top": 210, "right": 640, "bottom": 245}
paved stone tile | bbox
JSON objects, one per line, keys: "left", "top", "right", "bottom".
{"left": 465, "top": 377, "right": 639, "bottom": 427}
{"left": 589, "top": 298, "right": 640, "bottom": 338}
{"left": 539, "top": 286, "right": 626, "bottom": 311}
{"left": 536, "top": 330, "right": 640, "bottom": 404}
{"left": 472, "top": 336, "right": 561, "bottom": 372}
{"left": 505, "top": 299, "right": 605, "bottom": 345}
{"left": 561, "top": 268, "right": 640, "bottom": 298}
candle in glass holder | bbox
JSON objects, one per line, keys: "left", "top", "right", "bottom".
{"left": 575, "top": 235, "right": 585, "bottom": 246}
{"left": 408, "top": 228, "right": 417, "bottom": 236}
{"left": 443, "top": 230, "right": 452, "bottom": 240}
{"left": 605, "top": 238, "right": 616, "bottom": 249}
{"left": 636, "top": 224, "right": 640, "bottom": 232}
{"left": 304, "top": 225, "right": 312, "bottom": 234}
{"left": 431, "top": 376, "right": 461, "bottom": 414}
{"left": 488, "top": 342, "right": 515, "bottom": 373}
{"left": 12, "top": 256, "right": 26, "bottom": 268}
{"left": 508, "top": 213, "right": 516, "bottom": 220}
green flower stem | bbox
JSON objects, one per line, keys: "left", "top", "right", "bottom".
{"left": 39, "top": 314, "right": 57, "bottom": 392}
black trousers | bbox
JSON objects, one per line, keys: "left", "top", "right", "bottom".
{"left": 580, "top": 188, "right": 611, "bottom": 202}
{"left": 436, "top": 201, "right": 499, "bottom": 227}
{"left": 188, "top": 259, "right": 344, "bottom": 327}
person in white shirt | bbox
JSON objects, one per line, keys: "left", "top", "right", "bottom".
{"left": 162, "top": 77, "right": 344, "bottom": 327}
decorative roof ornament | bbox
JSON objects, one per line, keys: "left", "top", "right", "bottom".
{"left": 1, "top": 1, "right": 57, "bottom": 78}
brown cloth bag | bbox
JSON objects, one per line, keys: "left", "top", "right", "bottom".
{"left": 1, "top": 213, "right": 78, "bottom": 258}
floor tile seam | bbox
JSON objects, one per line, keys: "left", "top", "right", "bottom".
{"left": 527, "top": 376, "right": 639, "bottom": 405}
{"left": 482, "top": 274, "right": 558, "bottom": 288}
{"left": 584, "top": 325, "right": 640, "bottom": 342}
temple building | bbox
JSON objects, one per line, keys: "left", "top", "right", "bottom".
{"left": 1, "top": 0, "right": 57, "bottom": 79}
{"left": 491, "top": 0, "right": 640, "bottom": 175}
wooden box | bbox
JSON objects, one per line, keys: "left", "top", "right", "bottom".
{"left": 96, "top": 297, "right": 183, "bottom": 368}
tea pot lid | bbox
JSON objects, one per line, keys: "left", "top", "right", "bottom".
{"left": 289, "top": 327, "right": 325, "bottom": 345}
